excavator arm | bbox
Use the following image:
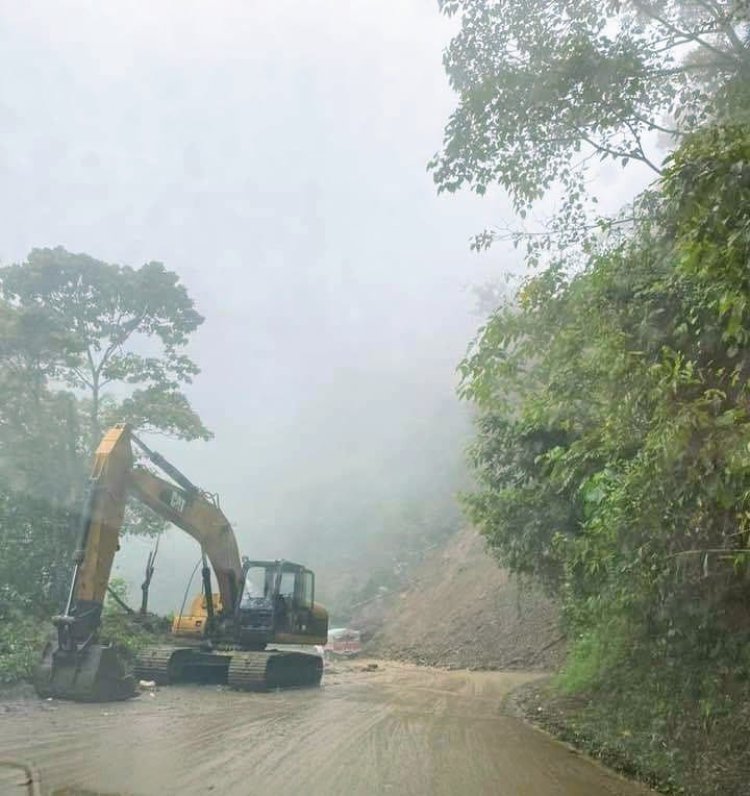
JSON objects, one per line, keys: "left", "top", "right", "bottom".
{"left": 129, "top": 467, "right": 242, "bottom": 612}
{"left": 34, "top": 423, "right": 243, "bottom": 701}
{"left": 52, "top": 426, "right": 133, "bottom": 657}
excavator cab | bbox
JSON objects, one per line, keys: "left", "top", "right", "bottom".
{"left": 237, "top": 560, "right": 327, "bottom": 648}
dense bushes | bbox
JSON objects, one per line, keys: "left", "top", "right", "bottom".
{"left": 461, "top": 125, "right": 750, "bottom": 723}
{"left": 0, "top": 489, "right": 76, "bottom": 684}
{"left": 0, "top": 488, "right": 77, "bottom": 613}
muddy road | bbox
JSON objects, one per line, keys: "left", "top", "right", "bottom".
{"left": 1, "top": 661, "right": 650, "bottom": 795}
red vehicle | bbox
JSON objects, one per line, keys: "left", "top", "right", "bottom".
{"left": 324, "top": 628, "right": 362, "bottom": 658}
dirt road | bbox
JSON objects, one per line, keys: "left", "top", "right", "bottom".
{"left": 0, "top": 661, "right": 651, "bottom": 795}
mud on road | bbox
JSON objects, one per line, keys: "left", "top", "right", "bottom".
{"left": 0, "top": 661, "right": 651, "bottom": 796}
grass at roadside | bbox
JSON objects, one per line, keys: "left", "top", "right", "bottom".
{"left": 0, "top": 613, "right": 48, "bottom": 685}
{"left": 512, "top": 675, "right": 750, "bottom": 795}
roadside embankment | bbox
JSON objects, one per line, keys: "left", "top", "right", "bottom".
{"left": 508, "top": 673, "right": 750, "bottom": 796}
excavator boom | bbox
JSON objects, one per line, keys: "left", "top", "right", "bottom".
{"left": 128, "top": 467, "right": 242, "bottom": 610}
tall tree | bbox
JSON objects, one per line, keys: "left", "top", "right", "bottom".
{"left": 0, "top": 300, "right": 83, "bottom": 504}
{"left": 0, "top": 300, "right": 84, "bottom": 623}
{"left": 0, "top": 247, "right": 210, "bottom": 448}
{"left": 459, "top": 122, "right": 750, "bottom": 646}
{"left": 432, "top": 0, "right": 750, "bottom": 252}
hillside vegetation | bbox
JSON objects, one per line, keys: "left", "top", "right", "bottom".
{"left": 461, "top": 129, "right": 750, "bottom": 792}
{"left": 435, "top": 2, "right": 750, "bottom": 792}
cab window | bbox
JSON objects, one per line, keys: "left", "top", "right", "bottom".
{"left": 298, "top": 570, "right": 314, "bottom": 609}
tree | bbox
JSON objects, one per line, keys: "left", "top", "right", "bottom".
{"left": 459, "top": 124, "right": 750, "bottom": 677}
{"left": 0, "top": 247, "right": 210, "bottom": 448}
{"left": 456, "top": 125, "right": 750, "bottom": 787}
{"left": 0, "top": 489, "right": 76, "bottom": 613}
{"left": 431, "top": 0, "right": 750, "bottom": 251}
{"left": 0, "top": 300, "right": 83, "bottom": 504}
{"left": 0, "top": 301, "right": 84, "bottom": 636}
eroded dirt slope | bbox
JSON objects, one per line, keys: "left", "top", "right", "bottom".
{"left": 364, "top": 528, "right": 565, "bottom": 670}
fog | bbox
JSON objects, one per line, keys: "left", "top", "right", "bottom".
{"left": 0, "top": 1, "right": 653, "bottom": 613}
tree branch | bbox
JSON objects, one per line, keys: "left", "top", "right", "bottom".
{"left": 632, "top": 2, "right": 742, "bottom": 66}
{"left": 488, "top": 214, "right": 640, "bottom": 244}
{"left": 623, "top": 119, "right": 664, "bottom": 175}
{"left": 628, "top": 113, "right": 680, "bottom": 137}
{"left": 577, "top": 129, "right": 662, "bottom": 175}
{"left": 95, "top": 311, "right": 147, "bottom": 377}
{"left": 70, "top": 367, "right": 93, "bottom": 390}
{"left": 692, "top": 0, "right": 749, "bottom": 58}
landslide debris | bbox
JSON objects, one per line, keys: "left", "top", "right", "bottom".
{"left": 361, "top": 528, "right": 565, "bottom": 670}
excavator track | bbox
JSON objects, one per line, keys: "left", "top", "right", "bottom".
{"left": 134, "top": 646, "right": 178, "bottom": 684}
{"left": 227, "top": 650, "right": 323, "bottom": 691}
{"left": 135, "top": 645, "right": 233, "bottom": 685}
{"left": 135, "top": 646, "right": 323, "bottom": 690}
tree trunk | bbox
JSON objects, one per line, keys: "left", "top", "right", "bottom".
{"left": 90, "top": 376, "right": 101, "bottom": 453}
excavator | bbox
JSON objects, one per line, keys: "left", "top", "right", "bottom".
{"left": 34, "top": 424, "right": 328, "bottom": 702}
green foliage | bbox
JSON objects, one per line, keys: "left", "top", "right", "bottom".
{"left": 433, "top": 1, "right": 750, "bottom": 267}
{"left": 0, "top": 487, "right": 76, "bottom": 613}
{"left": 525, "top": 646, "right": 750, "bottom": 795}
{"left": 98, "top": 612, "right": 155, "bottom": 662}
{"left": 100, "top": 580, "right": 167, "bottom": 661}
{"left": 0, "top": 612, "right": 48, "bottom": 685}
{"left": 0, "top": 246, "right": 211, "bottom": 548}
{"left": 556, "top": 620, "right": 630, "bottom": 695}
{"left": 460, "top": 124, "right": 750, "bottom": 698}
{"left": 0, "top": 300, "right": 85, "bottom": 504}
{"left": 0, "top": 489, "right": 72, "bottom": 685}
{"left": 439, "top": 5, "right": 750, "bottom": 784}
{"left": 0, "top": 247, "right": 210, "bottom": 446}
{"left": 561, "top": 614, "right": 750, "bottom": 794}
{"left": 434, "top": 0, "right": 749, "bottom": 211}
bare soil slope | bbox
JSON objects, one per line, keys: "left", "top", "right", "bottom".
{"left": 365, "top": 528, "right": 565, "bottom": 670}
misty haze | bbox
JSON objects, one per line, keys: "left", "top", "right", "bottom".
{"left": 1, "top": 2, "right": 748, "bottom": 795}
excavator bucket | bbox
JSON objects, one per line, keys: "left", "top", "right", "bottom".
{"left": 34, "top": 640, "right": 136, "bottom": 702}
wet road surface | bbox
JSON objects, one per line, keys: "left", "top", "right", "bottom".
{"left": 0, "top": 661, "right": 652, "bottom": 795}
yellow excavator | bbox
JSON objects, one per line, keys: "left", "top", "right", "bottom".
{"left": 34, "top": 424, "right": 328, "bottom": 702}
